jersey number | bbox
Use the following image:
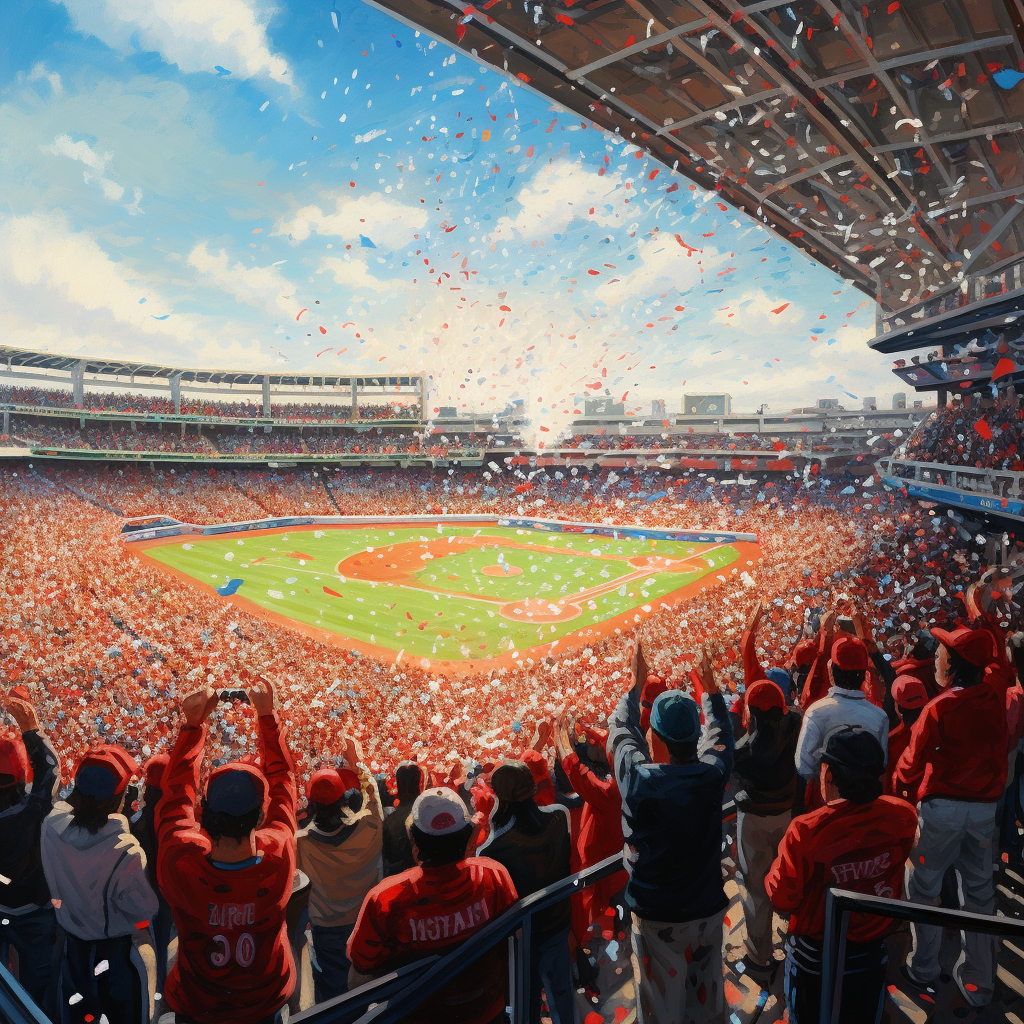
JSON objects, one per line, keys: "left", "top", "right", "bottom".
{"left": 211, "top": 932, "right": 256, "bottom": 968}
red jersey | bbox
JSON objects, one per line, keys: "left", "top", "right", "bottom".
{"left": 894, "top": 682, "right": 1009, "bottom": 805}
{"left": 156, "top": 717, "right": 297, "bottom": 1024}
{"left": 766, "top": 796, "right": 917, "bottom": 943}
{"left": 347, "top": 857, "right": 517, "bottom": 1024}
{"left": 885, "top": 723, "right": 913, "bottom": 797}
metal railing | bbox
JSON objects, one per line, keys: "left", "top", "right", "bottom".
{"left": 0, "top": 963, "right": 50, "bottom": 1024}
{"left": 820, "top": 887, "right": 1024, "bottom": 1024}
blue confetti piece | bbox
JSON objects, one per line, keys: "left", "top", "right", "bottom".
{"left": 216, "top": 578, "right": 244, "bottom": 596}
{"left": 826, "top": 375, "right": 836, "bottom": 383}
{"left": 214, "top": 66, "right": 232, "bottom": 76}
{"left": 359, "top": 234, "right": 376, "bottom": 248}
{"left": 138, "top": 297, "right": 146, "bottom": 304}
{"left": 827, "top": 338, "right": 837, "bottom": 345}
{"left": 993, "top": 69, "right": 1024, "bottom": 90}
{"left": 151, "top": 314, "right": 170, "bottom": 320}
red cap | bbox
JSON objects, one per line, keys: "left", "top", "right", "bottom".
{"left": 930, "top": 627, "right": 996, "bottom": 668}
{"left": 746, "top": 680, "right": 786, "bottom": 713}
{"left": 308, "top": 767, "right": 360, "bottom": 804}
{"left": 830, "top": 635, "right": 870, "bottom": 672}
{"left": 144, "top": 754, "right": 169, "bottom": 789}
{"left": 790, "top": 638, "right": 818, "bottom": 668}
{"left": 892, "top": 675, "right": 929, "bottom": 710}
{"left": 75, "top": 745, "right": 139, "bottom": 798}
{"left": 0, "top": 737, "right": 29, "bottom": 786}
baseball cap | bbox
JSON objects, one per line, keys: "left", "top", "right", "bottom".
{"left": 144, "top": 754, "right": 169, "bottom": 790}
{"left": 892, "top": 675, "right": 929, "bottom": 710}
{"left": 650, "top": 691, "right": 701, "bottom": 745}
{"left": 75, "top": 745, "right": 139, "bottom": 799}
{"left": 206, "top": 764, "right": 265, "bottom": 815}
{"left": 930, "top": 626, "right": 996, "bottom": 667}
{"left": 307, "top": 767, "right": 360, "bottom": 805}
{"left": 821, "top": 726, "right": 885, "bottom": 777}
{"left": 830, "top": 635, "right": 870, "bottom": 672}
{"left": 790, "top": 638, "right": 818, "bottom": 668}
{"left": 746, "top": 680, "right": 786, "bottom": 713}
{"left": 490, "top": 760, "right": 535, "bottom": 803}
{"left": 765, "top": 667, "right": 792, "bottom": 697}
{"left": 0, "top": 738, "right": 29, "bottom": 786}
{"left": 412, "top": 787, "right": 470, "bottom": 836}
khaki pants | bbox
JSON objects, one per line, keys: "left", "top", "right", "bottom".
{"left": 737, "top": 808, "right": 791, "bottom": 967}
{"left": 630, "top": 909, "right": 726, "bottom": 1024}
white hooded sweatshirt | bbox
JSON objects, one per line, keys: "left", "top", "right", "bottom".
{"left": 41, "top": 803, "right": 159, "bottom": 941}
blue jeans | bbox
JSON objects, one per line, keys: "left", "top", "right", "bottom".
{"left": 529, "top": 926, "right": 575, "bottom": 1024}
{"left": 0, "top": 905, "right": 57, "bottom": 1017}
{"left": 309, "top": 922, "right": 355, "bottom": 1004}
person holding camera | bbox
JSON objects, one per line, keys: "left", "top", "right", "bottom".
{"left": 156, "top": 676, "right": 297, "bottom": 1024}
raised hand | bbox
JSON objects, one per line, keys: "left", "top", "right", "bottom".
{"left": 694, "top": 648, "right": 719, "bottom": 696}
{"left": 182, "top": 686, "right": 219, "bottom": 728}
{"left": 246, "top": 674, "right": 276, "bottom": 717}
{"left": 4, "top": 694, "right": 40, "bottom": 733}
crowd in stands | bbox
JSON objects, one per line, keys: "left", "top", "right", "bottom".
{"left": 1, "top": 463, "right": 1022, "bottom": 1023}
{"left": 10, "top": 420, "right": 214, "bottom": 454}
{"left": 0, "top": 385, "right": 420, "bottom": 423}
{"left": 560, "top": 433, "right": 794, "bottom": 452}
{"left": 900, "top": 389, "right": 1024, "bottom": 471}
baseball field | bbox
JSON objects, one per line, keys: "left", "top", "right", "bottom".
{"left": 137, "top": 523, "right": 759, "bottom": 668}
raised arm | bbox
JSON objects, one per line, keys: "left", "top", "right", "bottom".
{"left": 608, "top": 643, "right": 651, "bottom": 800}
{"left": 693, "top": 650, "right": 734, "bottom": 779}
{"left": 6, "top": 695, "right": 59, "bottom": 807}
{"left": 740, "top": 600, "right": 767, "bottom": 685}
{"left": 249, "top": 676, "right": 297, "bottom": 837}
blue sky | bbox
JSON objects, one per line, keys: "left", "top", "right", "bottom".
{"left": 0, "top": 0, "right": 899, "bottom": 426}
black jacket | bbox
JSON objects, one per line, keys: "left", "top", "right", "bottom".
{"left": 381, "top": 798, "right": 417, "bottom": 877}
{"left": 732, "top": 709, "right": 802, "bottom": 815}
{"left": 0, "top": 730, "right": 60, "bottom": 911}
{"left": 477, "top": 802, "right": 572, "bottom": 940}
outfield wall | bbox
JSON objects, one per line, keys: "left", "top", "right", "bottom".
{"left": 120, "top": 513, "right": 757, "bottom": 545}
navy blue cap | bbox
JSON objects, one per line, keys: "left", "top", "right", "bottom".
{"left": 206, "top": 768, "right": 262, "bottom": 815}
{"left": 650, "top": 691, "right": 701, "bottom": 744}
{"left": 765, "top": 667, "right": 792, "bottom": 697}
{"left": 75, "top": 765, "right": 121, "bottom": 799}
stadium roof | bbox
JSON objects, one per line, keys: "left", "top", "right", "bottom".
{"left": 369, "top": 0, "right": 1024, "bottom": 326}
{"left": 0, "top": 347, "right": 424, "bottom": 389}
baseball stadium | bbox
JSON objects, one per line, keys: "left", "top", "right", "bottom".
{"left": 1, "top": 2, "right": 1024, "bottom": 1024}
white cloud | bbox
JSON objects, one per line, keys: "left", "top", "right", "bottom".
{"left": 55, "top": 0, "right": 294, "bottom": 92}
{"left": 593, "top": 234, "right": 711, "bottom": 306}
{"left": 318, "top": 257, "right": 396, "bottom": 294}
{"left": 488, "top": 160, "right": 624, "bottom": 241}
{"left": 27, "top": 63, "right": 63, "bottom": 94}
{"left": 276, "top": 193, "right": 428, "bottom": 251}
{"left": 43, "top": 133, "right": 125, "bottom": 202}
{"left": 187, "top": 243, "right": 299, "bottom": 318}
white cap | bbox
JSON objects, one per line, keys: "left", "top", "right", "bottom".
{"left": 412, "top": 787, "right": 469, "bottom": 836}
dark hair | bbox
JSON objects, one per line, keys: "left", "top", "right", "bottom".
{"left": 663, "top": 738, "right": 698, "bottom": 764}
{"left": 0, "top": 780, "right": 25, "bottom": 812}
{"left": 68, "top": 788, "right": 124, "bottom": 834}
{"left": 947, "top": 649, "right": 984, "bottom": 689}
{"left": 311, "top": 797, "right": 345, "bottom": 832}
{"left": 793, "top": 664, "right": 812, "bottom": 697}
{"left": 491, "top": 795, "right": 548, "bottom": 833}
{"left": 749, "top": 706, "right": 784, "bottom": 728}
{"left": 831, "top": 666, "right": 866, "bottom": 690}
{"left": 830, "top": 763, "right": 883, "bottom": 804}
{"left": 409, "top": 822, "right": 472, "bottom": 867}
{"left": 898, "top": 706, "right": 922, "bottom": 728}
{"left": 200, "top": 800, "right": 261, "bottom": 841}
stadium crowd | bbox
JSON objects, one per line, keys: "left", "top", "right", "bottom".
{"left": 560, "top": 433, "right": 796, "bottom": 452}
{"left": 1, "top": 463, "right": 1022, "bottom": 1024}
{"left": 900, "top": 390, "right": 1024, "bottom": 471}
{"left": 0, "top": 385, "right": 419, "bottom": 423}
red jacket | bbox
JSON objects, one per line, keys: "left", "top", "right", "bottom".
{"left": 885, "top": 723, "right": 913, "bottom": 797}
{"left": 894, "top": 682, "right": 1009, "bottom": 804}
{"left": 156, "top": 717, "right": 297, "bottom": 1024}
{"left": 766, "top": 796, "right": 917, "bottom": 943}
{"left": 347, "top": 857, "right": 517, "bottom": 1024}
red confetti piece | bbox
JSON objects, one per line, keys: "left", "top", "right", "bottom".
{"left": 295, "top": 308, "right": 307, "bottom": 320}
{"left": 771, "top": 302, "right": 790, "bottom": 314}
{"left": 319, "top": 326, "right": 327, "bottom": 334}
{"left": 887, "top": 1, "right": 899, "bottom": 12}
{"left": 992, "top": 357, "right": 1015, "bottom": 380}
{"left": 587, "top": 269, "right": 600, "bottom": 275}
{"left": 975, "top": 419, "right": 992, "bottom": 439}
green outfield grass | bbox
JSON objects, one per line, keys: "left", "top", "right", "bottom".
{"left": 142, "top": 524, "right": 744, "bottom": 661}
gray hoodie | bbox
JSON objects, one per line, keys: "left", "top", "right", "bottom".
{"left": 40, "top": 803, "right": 159, "bottom": 940}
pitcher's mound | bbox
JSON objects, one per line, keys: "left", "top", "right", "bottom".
{"left": 481, "top": 564, "right": 523, "bottom": 577}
